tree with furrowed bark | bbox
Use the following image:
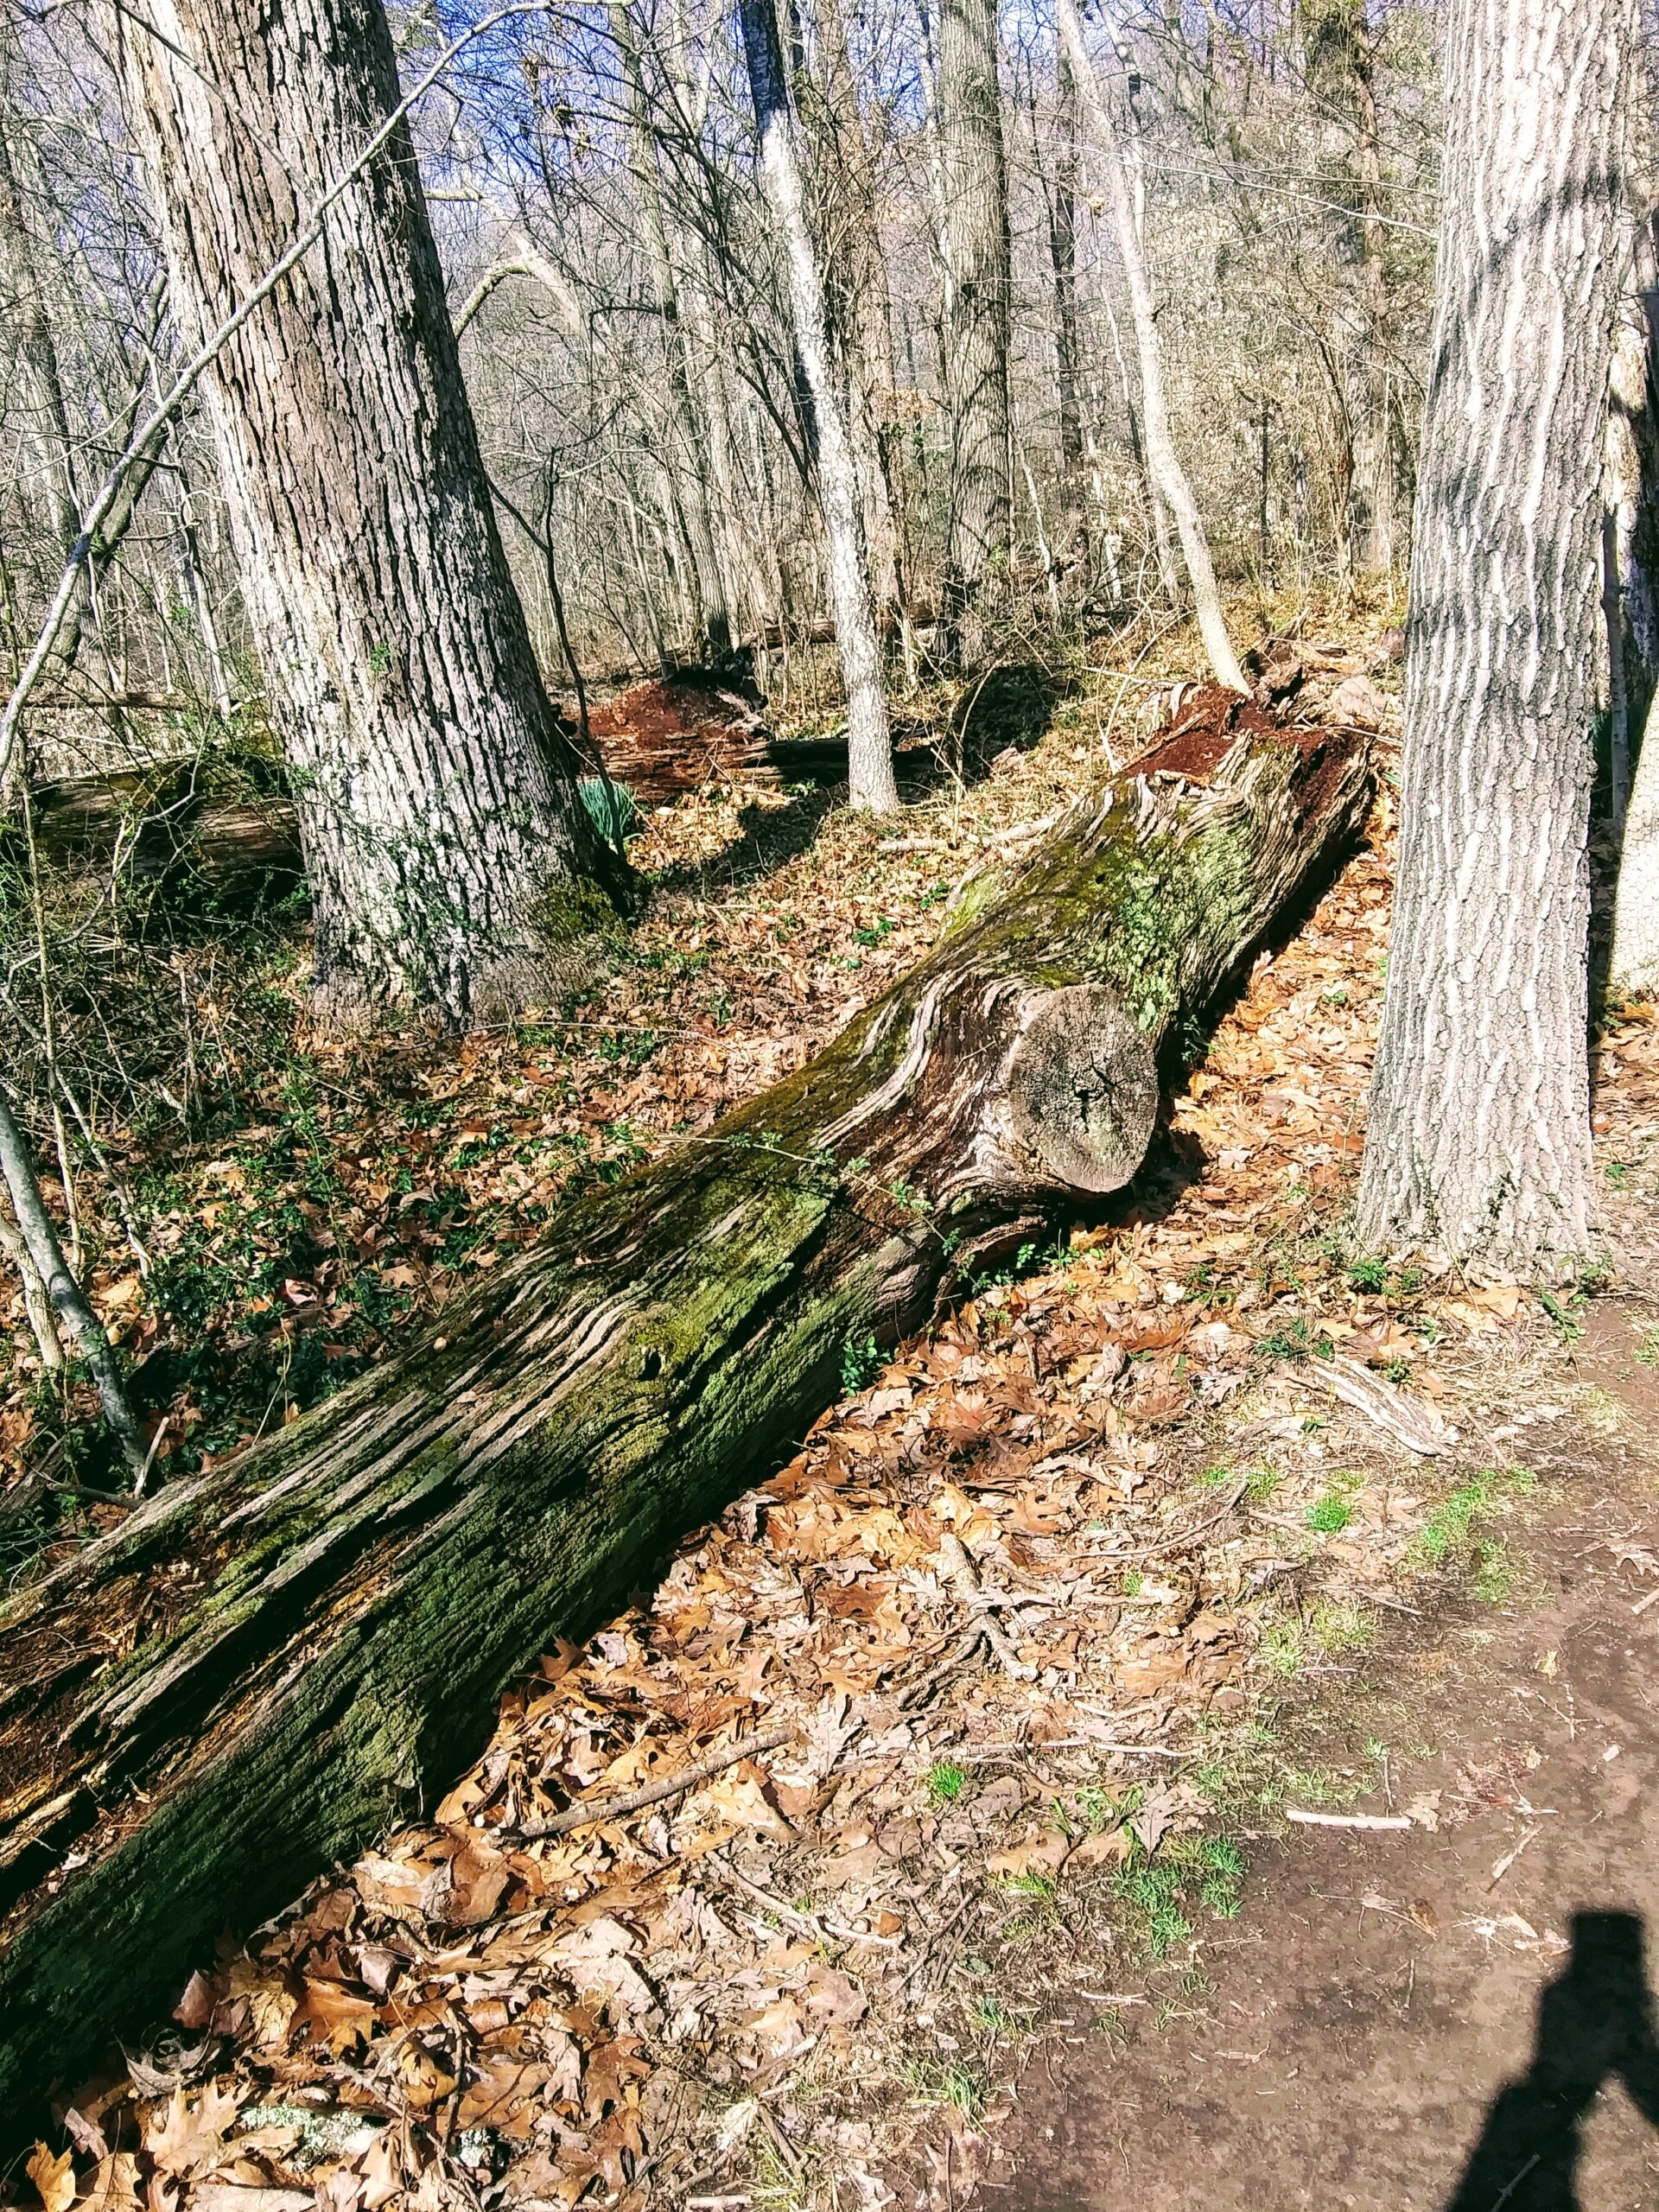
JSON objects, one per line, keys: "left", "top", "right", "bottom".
{"left": 109, "top": 0, "right": 626, "bottom": 1031}
{"left": 1358, "top": 0, "right": 1638, "bottom": 1266}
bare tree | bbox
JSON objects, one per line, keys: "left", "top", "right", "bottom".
{"left": 1358, "top": 0, "right": 1637, "bottom": 1264}
{"left": 737, "top": 0, "right": 898, "bottom": 812}
{"left": 608, "top": 0, "right": 734, "bottom": 664}
{"left": 938, "top": 0, "right": 1013, "bottom": 665}
{"left": 110, "top": 0, "right": 623, "bottom": 1029}
{"left": 1058, "top": 0, "right": 1248, "bottom": 693}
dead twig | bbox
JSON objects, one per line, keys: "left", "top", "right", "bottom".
{"left": 1285, "top": 1808, "right": 1411, "bottom": 1831}
{"left": 499, "top": 1726, "right": 794, "bottom": 1840}
{"left": 938, "top": 1533, "right": 1038, "bottom": 1681}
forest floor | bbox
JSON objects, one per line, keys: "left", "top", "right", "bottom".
{"left": 10, "top": 591, "right": 1659, "bottom": 2212}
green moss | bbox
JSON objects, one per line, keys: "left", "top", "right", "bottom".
{"left": 532, "top": 870, "right": 624, "bottom": 950}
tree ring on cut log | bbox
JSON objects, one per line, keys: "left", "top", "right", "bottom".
{"left": 1000, "top": 983, "right": 1157, "bottom": 1194}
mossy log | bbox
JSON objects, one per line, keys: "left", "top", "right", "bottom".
{"left": 26, "top": 760, "right": 303, "bottom": 906}
{"left": 0, "top": 710, "right": 1369, "bottom": 2126}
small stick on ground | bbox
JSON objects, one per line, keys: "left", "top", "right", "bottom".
{"left": 1286, "top": 1808, "right": 1412, "bottom": 1831}
{"left": 938, "top": 1533, "right": 1038, "bottom": 1681}
{"left": 500, "top": 1726, "right": 795, "bottom": 1840}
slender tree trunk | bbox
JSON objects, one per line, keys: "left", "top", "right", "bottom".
{"left": 1357, "top": 0, "right": 1637, "bottom": 1266}
{"left": 808, "top": 0, "right": 904, "bottom": 619}
{"left": 1351, "top": 48, "right": 1395, "bottom": 575}
{"left": 609, "top": 2, "right": 734, "bottom": 664}
{"left": 0, "top": 1092, "right": 145, "bottom": 1479}
{"left": 737, "top": 0, "right": 897, "bottom": 812}
{"left": 1058, "top": 0, "right": 1247, "bottom": 692}
{"left": 1610, "top": 197, "right": 1659, "bottom": 994}
{"left": 938, "top": 0, "right": 1014, "bottom": 666}
{"left": 0, "top": 80, "right": 93, "bottom": 679}
{"left": 110, "top": 0, "right": 623, "bottom": 1029}
{"left": 1048, "top": 54, "right": 1087, "bottom": 569}
{"left": 0, "top": 1198, "right": 62, "bottom": 1375}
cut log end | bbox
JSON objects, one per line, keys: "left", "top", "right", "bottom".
{"left": 998, "top": 984, "right": 1157, "bottom": 1196}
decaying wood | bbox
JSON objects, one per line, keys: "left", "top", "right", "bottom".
{"left": 0, "top": 709, "right": 1368, "bottom": 2126}
{"left": 1306, "top": 1353, "right": 1452, "bottom": 1458}
{"left": 25, "top": 760, "right": 302, "bottom": 906}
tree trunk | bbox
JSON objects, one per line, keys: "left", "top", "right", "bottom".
{"left": 0, "top": 86, "right": 93, "bottom": 683}
{"left": 1047, "top": 53, "right": 1088, "bottom": 569}
{"left": 0, "top": 709, "right": 1369, "bottom": 2127}
{"left": 1058, "top": 0, "right": 1248, "bottom": 693}
{"left": 110, "top": 0, "right": 623, "bottom": 1029}
{"left": 0, "top": 1091, "right": 146, "bottom": 1481}
{"left": 1350, "top": 43, "right": 1396, "bottom": 576}
{"left": 609, "top": 1, "right": 734, "bottom": 665}
{"left": 807, "top": 0, "right": 905, "bottom": 620}
{"left": 1613, "top": 686, "right": 1659, "bottom": 994}
{"left": 1357, "top": 0, "right": 1636, "bottom": 1266}
{"left": 938, "top": 0, "right": 1014, "bottom": 667}
{"left": 737, "top": 0, "right": 898, "bottom": 813}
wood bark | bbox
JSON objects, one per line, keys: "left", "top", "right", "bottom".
{"left": 1613, "top": 687, "right": 1659, "bottom": 994}
{"left": 0, "top": 712, "right": 1368, "bottom": 2126}
{"left": 737, "top": 0, "right": 898, "bottom": 812}
{"left": 938, "top": 0, "right": 1014, "bottom": 667}
{"left": 1058, "top": 0, "right": 1248, "bottom": 693}
{"left": 0, "top": 78, "right": 92, "bottom": 681}
{"left": 110, "top": 0, "right": 623, "bottom": 1028}
{"left": 1357, "top": 0, "right": 1637, "bottom": 1264}
{"left": 25, "top": 760, "right": 303, "bottom": 906}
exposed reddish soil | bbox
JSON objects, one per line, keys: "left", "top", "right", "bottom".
{"left": 984, "top": 1307, "right": 1659, "bottom": 2212}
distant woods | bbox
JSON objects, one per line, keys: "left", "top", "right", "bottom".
{"left": 0, "top": 0, "right": 1436, "bottom": 754}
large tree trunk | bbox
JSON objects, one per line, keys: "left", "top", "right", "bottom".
{"left": 938, "top": 0, "right": 1014, "bottom": 668}
{"left": 110, "top": 0, "right": 624, "bottom": 1029}
{"left": 1357, "top": 0, "right": 1636, "bottom": 1265}
{"left": 736, "top": 0, "right": 898, "bottom": 813}
{"left": 0, "top": 708, "right": 1368, "bottom": 2128}
{"left": 1058, "top": 0, "right": 1248, "bottom": 694}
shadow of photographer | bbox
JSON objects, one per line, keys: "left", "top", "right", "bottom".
{"left": 1446, "top": 1910, "right": 1659, "bottom": 2210}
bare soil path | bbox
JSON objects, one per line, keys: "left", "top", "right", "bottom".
{"left": 987, "top": 1309, "right": 1659, "bottom": 2212}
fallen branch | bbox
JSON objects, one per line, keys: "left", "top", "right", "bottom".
{"left": 938, "top": 1532, "right": 1039, "bottom": 1681}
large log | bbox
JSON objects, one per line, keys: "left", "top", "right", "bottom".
{"left": 0, "top": 704, "right": 1368, "bottom": 2126}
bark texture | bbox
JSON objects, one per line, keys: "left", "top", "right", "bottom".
{"left": 111, "top": 0, "right": 621, "bottom": 1028}
{"left": 1357, "top": 0, "right": 1637, "bottom": 1263}
{"left": 1058, "top": 0, "right": 1247, "bottom": 694}
{"left": 0, "top": 715, "right": 1368, "bottom": 2127}
{"left": 737, "top": 0, "right": 897, "bottom": 812}
{"left": 938, "top": 0, "right": 1014, "bottom": 667}
{"left": 27, "top": 760, "right": 303, "bottom": 906}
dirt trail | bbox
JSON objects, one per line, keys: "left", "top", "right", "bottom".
{"left": 987, "top": 1309, "right": 1659, "bottom": 2212}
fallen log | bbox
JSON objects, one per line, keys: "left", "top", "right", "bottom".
{"left": 0, "top": 703, "right": 1368, "bottom": 2126}
{"left": 24, "top": 758, "right": 303, "bottom": 907}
